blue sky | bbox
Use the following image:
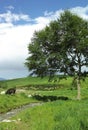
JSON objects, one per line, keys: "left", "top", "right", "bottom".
{"left": 0, "top": 0, "right": 88, "bottom": 79}
{"left": 0, "top": 0, "right": 88, "bottom": 18}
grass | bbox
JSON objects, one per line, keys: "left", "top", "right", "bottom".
{"left": 0, "top": 76, "right": 87, "bottom": 90}
{"left": 0, "top": 93, "right": 38, "bottom": 113}
{"left": 0, "top": 76, "right": 72, "bottom": 89}
{"left": 0, "top": 82, "right": 88, "bottom": 113}
{"left": 0, "top": 76, "right": 88, "bottom": 130}
{"left": 0, "top": 99, "right": 88, "bottom": 130}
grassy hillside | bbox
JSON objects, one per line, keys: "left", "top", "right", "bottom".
{"left": 14, "top": 99, "right": 88, "bottom": 130}
{"left": 0, "top": 76, "right": 87, "bottom": 92}
{"left": 0, "top": 76, "right": 86, "bottom": 88}
{"left": 0, "top": 76, "right": 88, "bottom": 130}
{"left": 1, "top": 97, "right": 88, "bottom": 130}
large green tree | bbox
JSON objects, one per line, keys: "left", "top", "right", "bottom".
{"left": 25, "top": 11, "right": 88, "bottom": 100}
{"left": 58, "top": 11, "right": 88, "bottom": 99}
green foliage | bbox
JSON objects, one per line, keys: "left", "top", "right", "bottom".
{"left": 25, "top": 10, "right": 88, "bottom": 79}
{"left": 59, "top": 11, "right": 88, "bottom": 78}
{"left": 25, "top": 10, "right": 88, "bottom": 99}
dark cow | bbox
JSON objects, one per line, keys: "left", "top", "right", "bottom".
{"left": 5, "top": 87, "right": 16, "bottom": 95}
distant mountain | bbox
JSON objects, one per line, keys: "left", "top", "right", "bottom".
{"left": 0, "top": 78, "right": 6, "bottom": 81}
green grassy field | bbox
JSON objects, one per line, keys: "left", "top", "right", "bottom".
{"left": 0, "top": 98, "right": 88, "bottom": 130}
{"left": 0, "top": 76, "right": 72, "bottom": 89}
{"left": 0, "top": 76, "right": 88, "bottom": 130}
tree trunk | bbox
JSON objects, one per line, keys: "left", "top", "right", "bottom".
{"left": 76, "top": 77, "right": 81, "bottom": 100}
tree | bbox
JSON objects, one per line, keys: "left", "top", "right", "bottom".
{"left": 25, "top": 11, "right": 88, "bottom": 100}
{"left": 58, "top": 11, "right": 88, "bottom": 99}
{"left": 25, "top": 21, "right": 61, "bottom": 78}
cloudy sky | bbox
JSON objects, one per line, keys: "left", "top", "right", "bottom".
{"left": 0, "top": 0, "right": 88, "bottom": 79}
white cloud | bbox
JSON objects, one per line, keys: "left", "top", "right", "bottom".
{"left": 35, "top": 17, "right": 50, "bottom": 25}
{"left": 0, "top": 5, "right": 88, "bottom": 78}
{"left": 44, "top": 9, "right": 63, "bottom": 19}
{"left": 0, "top": 19, "right": 47, "bottom": 79}
{"left": 70, "top": 5, "right": 88, "bottom": 20}
{"left": 44, "top": 11, "right": 54, "bottom": 16}
{"left": 44, "top": 6, "right": 88, "bottom": 21}
{"left": 0, "top": 10, "right": 31, "bottom": 23}
{"left": 0, "top": 24, "right": 34, "bottom": 62}
{"left": 5, "top": 5, "right": 14, "bottom": 10}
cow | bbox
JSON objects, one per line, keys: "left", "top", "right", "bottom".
{"left": 5, "top": 87, "right": 16, "bottom": 95}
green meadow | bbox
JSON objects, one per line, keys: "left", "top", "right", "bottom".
{"left": 0, "top": 76, "right": 88, "bottom": 130}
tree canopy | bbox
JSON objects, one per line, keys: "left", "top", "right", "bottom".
{"left": 25, "top": 11, "right": 88, "bottom": 99}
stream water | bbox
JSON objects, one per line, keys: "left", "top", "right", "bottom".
{"left": 0, "top": 102, "right": 43, "bottom": 122}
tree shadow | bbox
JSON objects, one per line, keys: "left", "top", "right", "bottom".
{"left": 33, "top": 95, "right": 69, "bottom": 102}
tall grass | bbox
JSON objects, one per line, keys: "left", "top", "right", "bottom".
{"left": 0, "top": 93, "right": 38, "bottom": 113}
{"left": 1, "top": 99, "right": 88, "bottom": 130}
